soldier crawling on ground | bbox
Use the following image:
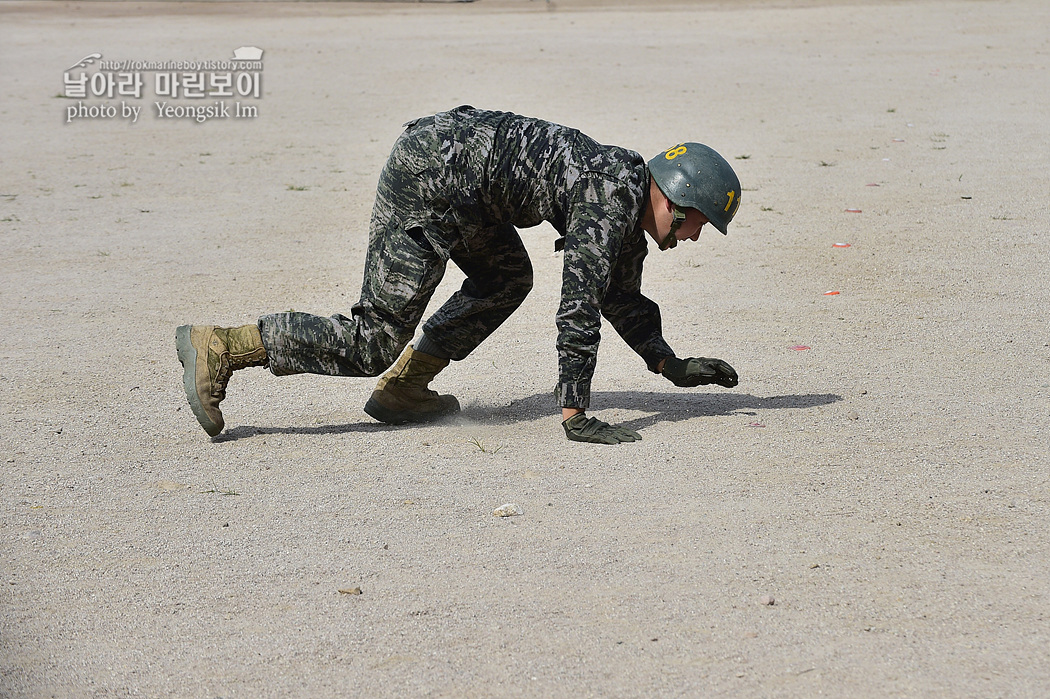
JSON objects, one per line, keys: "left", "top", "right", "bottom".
{"left": 176, "top": 106, "right": 742, "bottom": 444}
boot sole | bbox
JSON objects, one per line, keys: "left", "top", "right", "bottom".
{"left": 175, "top": 325, "right": 223, "bottom": 437}
{"left": 363, "top": 395, "right": 460, "bottom": 425}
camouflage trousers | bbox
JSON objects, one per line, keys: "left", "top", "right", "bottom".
{"left": 259, "top": 117, "right": 534, "bottom": 377}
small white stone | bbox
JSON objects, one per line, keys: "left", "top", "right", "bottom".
{"left": 493, "top": 503, "right": 523, "bottom": 517}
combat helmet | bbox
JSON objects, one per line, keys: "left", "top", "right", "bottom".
{"left": 648, "top": 143, "right": 741, "bottom": 238}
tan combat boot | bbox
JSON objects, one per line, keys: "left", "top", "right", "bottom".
{"left": 175, "top": 324, "right": 268, "bottom": 437}
{"left": 363, "top": 346, "right": 460, "bottom": 425}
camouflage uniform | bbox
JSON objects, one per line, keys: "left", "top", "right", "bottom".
{"left": 259, "top": 106, "right": 675, "bottom": 410}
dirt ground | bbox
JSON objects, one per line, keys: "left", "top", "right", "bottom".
{"left": 2, "top": 0, "right": 1049, "bottom": 696}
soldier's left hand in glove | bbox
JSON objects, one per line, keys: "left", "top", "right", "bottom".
{"left": 562, "top": 413, "right": 641, "bottom": 444}
{"left": 661, "top": 356, "right": 739, "bottom": 388}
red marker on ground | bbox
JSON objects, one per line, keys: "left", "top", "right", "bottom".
{"left": 832, "top": 243, "right": 851, "bottom": 248}
{"left": 824, "top": 291, "right": 840, "bottom": 295}
{"left": 845, "top": 208, "right": 862, "bottom": 213}
{"left": 790, "top": 345, "right": 811, "bottom": 351}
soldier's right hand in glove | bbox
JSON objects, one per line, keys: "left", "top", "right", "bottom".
{"left": 562, "top": 413, "right": 641, "bottom": 444}
{"left": 661, "top": 356, "right": 739, "bottom": 388}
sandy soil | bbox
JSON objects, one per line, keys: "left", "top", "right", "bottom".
{"left": 2, "top": 0, "right": 1049, "bottom": 696}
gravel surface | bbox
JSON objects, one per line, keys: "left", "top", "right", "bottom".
{"left": 2, "top": 0, "right": 1049, "bottom": 696}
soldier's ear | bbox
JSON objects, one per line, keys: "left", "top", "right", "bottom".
{"left": 661, "top": 191, "right": 676, "bottom": 215}
{"left": 650, "top": 176, "right": 674, "bottom": 212}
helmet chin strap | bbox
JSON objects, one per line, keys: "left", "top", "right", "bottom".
{"left": 659, "top": 204, "right": 685, "bottom": 251}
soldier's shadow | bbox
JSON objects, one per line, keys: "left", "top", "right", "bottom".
{"left": 474, "top": 390, "right": 843, "bottom": 433}
{"left": 219, "top": 390, "right": 842, "bottom": 441}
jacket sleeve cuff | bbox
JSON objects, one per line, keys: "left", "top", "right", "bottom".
{"left": 555, "top": 380, "right": 591, "bottom": 410}
{"left": 640, "top": 340, "right": 675, "bottom": 374}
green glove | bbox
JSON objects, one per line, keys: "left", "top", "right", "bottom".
{"left": 662, "top": 356, "right": 739, "bottom": 388}
{"left": 562, "top": 414, "right": 641, "bottom": 444}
